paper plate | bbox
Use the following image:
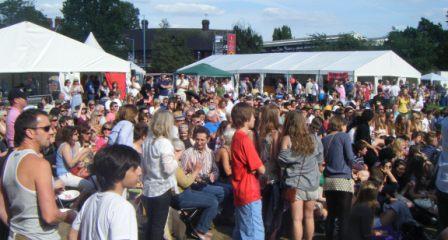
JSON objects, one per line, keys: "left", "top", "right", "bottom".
{"left": 58, "top": 190, "right": 80, "bottom": 201}
{"left": 59, "top": 208, "right": 71, "bottom": 213}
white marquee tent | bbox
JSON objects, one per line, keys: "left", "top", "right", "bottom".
{"left": 84, "top": 32, "right": 146, "bottom": 76}
{"left": 421, "top": 73, "right": 448, "bottom": 83}
{"left": 0, "top": 21, "right": 131, "bottom": 73}
{"left": 178, "top": 51, "right": 421, "bottom": 80}
{"left": 85, "top": 32, "right": 104, "bottom": 52}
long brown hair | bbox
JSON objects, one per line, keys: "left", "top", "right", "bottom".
{"left": 115, "top": 104, "right": 138, "bottom": 124}
{"left": 355, "top": 181, "right": 379, "bottom": 209}
{"left": 258, "top": 104, "right": 281, "bottom": 140}
{"left": 283, "top": 111, "right": 315, "bottom": 155}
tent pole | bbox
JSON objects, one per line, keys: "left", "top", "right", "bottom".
{"left": 285, "top": 73, "right": 291, "bottom": 94}
{"left": 373, "top": 76, "right": 380, "bottom": 95}
{"left": 235, "top": 73, "right": 240, "bottom": 99}
{"left": 260, "top": 73, "right": 265, "bottom": 94}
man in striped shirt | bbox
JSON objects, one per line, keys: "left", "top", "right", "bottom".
{"left": 180, "top": 126, "right": 225, "bottom": 204}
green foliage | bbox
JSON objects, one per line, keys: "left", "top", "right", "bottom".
{"left": 60, "top": 0, "right": 139, "bottom": 58}
{"left": 308, "top": 33, "right": 372, "bottom": 51}
{"left": 232, "top": 23, "right": 263, "bottom": 53}
{"left": 0, "top": 0, "right": 49, "bottom": 28}
{"left": 150, "top": 30, "right": 195, "bottom": 73}
{"left": 273, "top": 25, "right": 292, "bottom": 41}
{"left": 385, "top": 18, "right": 446, "bottom": 73}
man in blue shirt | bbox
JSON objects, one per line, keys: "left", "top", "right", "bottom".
{"left": 204, "top": 111, "right": 221, "bottom": 138}
{"left": 158, "top": 75, "right": 173, "bottom": 100}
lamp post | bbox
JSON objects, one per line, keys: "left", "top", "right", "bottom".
{"left": 125, "top": 37, "right": 135, "bottom": 62}
{"left": 141, "top": 18, "right": 148, "bottom": 69}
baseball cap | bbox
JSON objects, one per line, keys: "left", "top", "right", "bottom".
{"left": 8, "top": 88, "right": 27, "bottom": 101}
{"left": 173, "top": 111, "right": 185, "bottom": 121}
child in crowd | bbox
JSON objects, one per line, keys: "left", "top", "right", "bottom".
{"left": 68, "top": 145, "right": 142, "bottom": 240}
{"left": 230, "top": 102, "right": 266, "bottom": 240}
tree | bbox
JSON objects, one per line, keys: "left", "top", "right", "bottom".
{"left": 309, "top": 33, "right": 330, "bottom": 51}
{"left": 333, "top": 34, "right": 368, "bottom": 50}
{"left": 272, "top": 25, "right": 292, "bottom": 41}
{"left": 0, "top": 0, "right": 49, "bottom": 28}
{"left": 60, "top": 0, "right": 140, "bottom": 58}
{"left": 384, "top": 18, "right": 445, "bottom": 72}
{"left": 150, "top": 30, "right": 194, "bottom": 73}
{"left": 159, "top": 18, "right": 170, "bottom": 29}
{"left": 386, "top": 27, "right": 437, "bottom": 73}
{"left": 232, "top": 23, "right": 263, "bottom": 53}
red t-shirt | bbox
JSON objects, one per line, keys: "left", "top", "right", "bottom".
{"left": 231, "top": 129, "right": 263, "bottom": 207}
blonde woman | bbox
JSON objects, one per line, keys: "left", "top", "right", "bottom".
{"left": 279, "top": 111, "right": 323, "bottom": 240}
{"left": 141, "top": 110, "right": 178, "bottom": 240}
{"left": 373, "top": 113, "right": 387, "bottom": 137}
{"left": 392, "top": 138, "right": 407, "bottom": 160}
{"left": 108, "top": 104, "right": 138, "bottom": 147}
{"left": 408, "top": 112, "right": 423, "bottom": 137}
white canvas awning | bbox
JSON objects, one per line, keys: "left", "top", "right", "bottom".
{"left": 178, "top": 51, "right": 421, "bottom": 79}
{"left": 421, "top": 73, "right": 448, "bottom": 82}
{"left": 0, "top": 21, "right": 131, "bottom": 73}
{"left": 84, "top": 32, "right": 104, "bottom": 51}
{"left": 84, "top": 32, "right": 145, "bottom": 75}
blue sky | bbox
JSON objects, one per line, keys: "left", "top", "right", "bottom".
{"left": 36, "top": 0, "right": 448, "bottom": 41}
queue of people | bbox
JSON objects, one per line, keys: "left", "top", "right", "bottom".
{"left": 0, "top": 74, "right": 446, "bottom": 240}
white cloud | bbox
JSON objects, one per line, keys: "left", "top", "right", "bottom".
{"left": 262, "top": 7, "right": 336, "bottom": 25}
{"left": 154, "top": 2, "right": 225, "bottom": 15}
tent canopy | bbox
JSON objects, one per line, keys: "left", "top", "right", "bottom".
{"left": 177, "top": 63, "right": 232, "bottom": 77}
{"left": 0, "top": 21, "right": 130, "bottom": 73}
{"left": 421, "top": 73, "right": 448, "bottom": 82}
{"left": 178, "top": 51, "right": 421, "bottom": 79}
{"left": 84, "top": 32, "right": 145, "bottom": 75}
{"left": 84, "top": 32, "right": 104, "bottom": 51}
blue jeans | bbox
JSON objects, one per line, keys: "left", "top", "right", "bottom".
{"left": 233, "top": 200, "right": 264, "bottom": 240}
{"left": 192, "top": 183, "right": 225, "bottom": 203}
{"left": 173, "top": 188, "right": 219, "bottom": 233}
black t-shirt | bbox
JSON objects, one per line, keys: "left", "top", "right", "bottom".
{"left": 346, "top": 203, "right": 374, "bottom": 240}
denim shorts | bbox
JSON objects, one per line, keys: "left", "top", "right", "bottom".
{"left": 233, "top": 200, "right": 264, "bottom": 240}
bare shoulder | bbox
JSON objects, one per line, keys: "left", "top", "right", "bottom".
{"left": 22, "top": 154, "right": 51, "bottom": 170}
{"left": 281, "top": 135, "right": 291, "bottom": 149}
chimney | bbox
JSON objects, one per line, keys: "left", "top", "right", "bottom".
{"left": 202, "top": 19, "right": 210, "bottom": 31}
{"left": 54, "top": 17, "right": 62, "bottom": 31}
{"left": 141, "top": 19, "right": 149, "bottom": 29}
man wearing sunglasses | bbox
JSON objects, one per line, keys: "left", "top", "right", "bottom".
{"left": 0, "top": 109, "right": 76, "bottom": 239}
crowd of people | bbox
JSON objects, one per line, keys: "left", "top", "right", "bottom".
{"left": 0, "top": 73, "right": 447, "bottom": 240}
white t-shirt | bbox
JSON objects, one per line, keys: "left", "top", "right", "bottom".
{"left": 390, "top": 85, "right": 400, "bottom": 97}
{"left": 72, "top": 191, "right": 138, "bottom": 240}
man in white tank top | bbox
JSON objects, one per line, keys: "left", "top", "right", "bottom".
{"left": 0, "top": 109, "right": 77, "bottom": 239}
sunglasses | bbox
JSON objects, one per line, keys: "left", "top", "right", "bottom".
{"left": 103, "top": 128, "right": 112, "bottom": 131}
{"left": 29, "top": 125, "right": 51, "bottom": 132}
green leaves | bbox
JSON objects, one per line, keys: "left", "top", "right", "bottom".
{"left": 232, "top": 23, "right": 263, "bottom": 54}
{"left": 0, "top": 0, "right": 49, "bottom": 28}
{"left": 60, "top": 0, "right": 139, "bottom": 58}
{"left": 385, "top": 18, "right": 446, "bottom": 73}
{"left": 273, "top": 25, "right": 292, "bottom": 41}
{"left": 150, "top": 30, "right": 195, "bottom": 73}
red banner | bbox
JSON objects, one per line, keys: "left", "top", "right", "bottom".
{"left": 105, "top": 72, "right": 127, "bottom": 100}
{"left": 327, "top": 72, "right": 349, "bottom": 84}
{"left": 227, "top": 33, "right": 236, "bottom": 55}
